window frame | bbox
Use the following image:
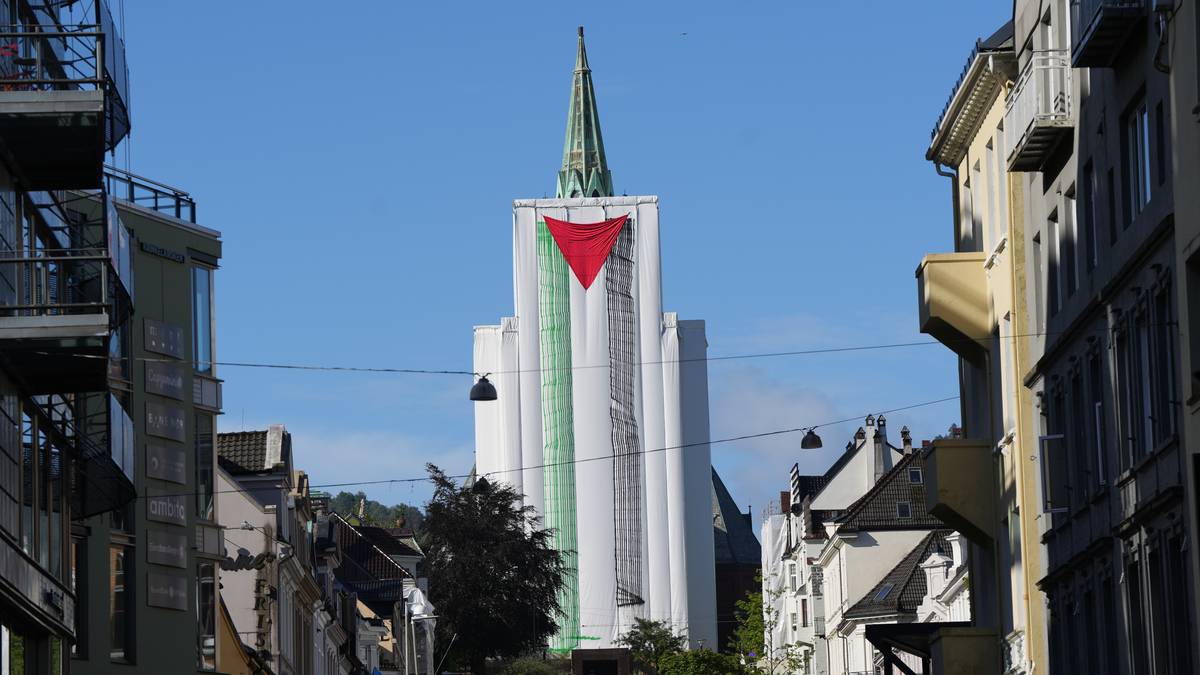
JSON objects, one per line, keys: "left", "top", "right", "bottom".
{"left": 191, "top": 265, "right": 215, "bottom": 375}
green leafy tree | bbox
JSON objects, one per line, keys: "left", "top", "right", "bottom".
{"left": 329, "top": 490, "right": 424, "bottom": 530}
{"left": 659, "top": 648, "right": 747, "bottom": 675}
{"left": 497, "top": 656, "right": 565, "bottom": 674}
{"left": 731, "top": 574, "right": 804, "bottom": 674}
{"left": 422, "top": 465, "right": 566, "bottom": 674}
{"left": 616, "top": 618, "right": 686, "bottom": 674}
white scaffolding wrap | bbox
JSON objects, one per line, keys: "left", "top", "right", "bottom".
{"left": 760, "top": 514, "right": 789, "bottom": 656}
{"left": 472, "top": 196, "right": 716, "bottom": 651}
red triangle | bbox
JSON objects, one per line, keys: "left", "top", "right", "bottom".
{"left": 543, "top": 214, "right": 629, "bottom": 290}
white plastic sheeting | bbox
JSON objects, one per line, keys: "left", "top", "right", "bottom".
{"left": 473, "top": 196, "right": 716, "bottom": 651}
{"left": 760, "top": 514, "right": 790, "bottom": 657}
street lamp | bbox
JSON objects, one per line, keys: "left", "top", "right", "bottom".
{"left": 469, "top": 374, "right": 497, "bottom": 401}
{"left": 801, "top": 428, "right": 823, "bottom": 450}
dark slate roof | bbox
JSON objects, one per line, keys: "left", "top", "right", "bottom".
{"left": 327, "top": 513, "right": 410, "bottom": 616}
{"left": 354, "top": 525, "right": 423, "bottom": 559}
{"left": 216, "top": 430, "right": 270, "bottom": 473}
{"left": 981, "top": 20, "right": 1015, "bottom": 51}
{"left": 834, "top": 452, "right": 943, "bottom": 533}
{"left": 844, "top": 530, "right": 952, "bottom": 620}
{"left": 793, "top": 474, "right": 830, "bottom": 503}
{"left": 712, "top": 468, "right": 761, "bottom": 565}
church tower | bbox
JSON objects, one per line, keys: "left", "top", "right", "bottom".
{"left": 472, "top": 28, "right": 717, "bottom": 655}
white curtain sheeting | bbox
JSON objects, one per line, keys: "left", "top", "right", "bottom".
{"left": 760, "top": 514, "right": 789, "bottom": 655}
{"left": 472, "top": 196, "right": 715, "bottom": 651}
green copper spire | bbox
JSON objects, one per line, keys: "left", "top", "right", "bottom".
{"left": 556, "top": 26, "right": 613, "bottom": 198}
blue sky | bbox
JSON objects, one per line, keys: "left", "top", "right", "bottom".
{"left": 120, "top": 1, "right": 1009, "bottom": 522}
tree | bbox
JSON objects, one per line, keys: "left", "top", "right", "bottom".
{"left": 729, "top": 576, "right": 804, "bottom": 674}
{"left": 659, "top": 649, "right": 747, "bottom": 675}
{"left": 329, "top": 490, "right": 424, "bottom": 530}
{"left": 615, "top": 618, "right": 686, "bottom": 674}
{"left": 422, "top": 465, "right": 566, "bottom": 673}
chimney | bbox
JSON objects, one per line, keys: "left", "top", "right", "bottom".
{"left": 901, "top": 426, "right": 913, "bottom": 454}
{"left": 922, "top": 439, "right": 932, "bottom": 449}
{"left": 779, "top": 491, "right": 790, "bottom": 513}
{"left": 873, "top": 430, "right": 888, "bottom": 482}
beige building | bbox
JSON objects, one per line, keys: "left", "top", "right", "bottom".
{"left": 918, "top": 1, "right": 1199, "bottom": 674}
{"left": 917, "top": 19, "right": 1047, "bottom": 675}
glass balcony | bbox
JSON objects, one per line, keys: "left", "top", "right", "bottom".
{"left": 104, "top": 165, "right": 197, "bottom": 223}
{"left": 1003, "top": 50, "right": 1073, "bottom": 172}
{"left": 1071, "top": 0, "right": 1145, "bottom": 67}
{"left": 0, "top": 0, "right": 131, "bottom": 189}
{"left": 73, "top": 391, "right": 136, "bottom": 517}
{"left": 0, "top": 189, "right": 133, "bottom": 394}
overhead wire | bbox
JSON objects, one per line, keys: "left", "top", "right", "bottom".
{"left": 112, "top": 394, "right": 959, "bottom": 502}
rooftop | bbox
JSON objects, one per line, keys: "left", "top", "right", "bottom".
{"left": 834, "top": 452, "right": 943, "bottom": 533}
{"left": 216, "top": 426, "right": 290, "bottom": 474}
{"left": 844, "top": 530, "right": 952, "bottom": 620}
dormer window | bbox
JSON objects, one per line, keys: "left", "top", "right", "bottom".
{"left": 908, "top": 467, "right": 924, "bottom": 484}
{"left": 896, "top": 502, "right": 913, "bottom": 519}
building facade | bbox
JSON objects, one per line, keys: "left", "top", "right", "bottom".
{"left": 917, "top": 1, "right": 1199, "bottom": 673}
{"left": 471, "top": 28, "right": 716, "bottom": 653}
{"left": 73, "top": 167, "right": 222, "bottom": 675}
{"left": 0, "top": 0, "right": 135, "bottom": 672}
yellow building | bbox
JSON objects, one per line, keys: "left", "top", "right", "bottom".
{"left": 915, "top": 20, "right": 1048, "bottom": 675}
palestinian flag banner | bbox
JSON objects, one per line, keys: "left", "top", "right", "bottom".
{"left": 473, "top": 197, "right": 717, "bottom": 652}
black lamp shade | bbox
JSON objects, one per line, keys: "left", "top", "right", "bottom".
{"left": 470, "top": 376, "right": 498, "bottom": 401}
{"left": 801, "top": 429, "right": 823, "bottom": 450}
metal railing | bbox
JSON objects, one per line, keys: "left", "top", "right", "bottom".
{"left": 0, "top": 25, "right": 104, "bottom": 91}
{"left": 1071, "top": 0, "right": 1144, "bottom": 42}
{"left": 104, "top": 166, "right": 197, "bottom": 223}
{"left": 1003, "top": 49, "right": 1073, "bottom": 162}
{"left": 0, "top": 249, "right": 129, "bottom": 324}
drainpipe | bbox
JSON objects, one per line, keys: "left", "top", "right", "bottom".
{"left": 935, "top": 163, "right": 962, "bottom": 251}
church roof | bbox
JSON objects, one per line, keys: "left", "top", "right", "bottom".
{"left": 712, "top": 468, "right": 761, "bottom": 565}
{"left": 556, "top": 26, "right": 613, "bottom": 198}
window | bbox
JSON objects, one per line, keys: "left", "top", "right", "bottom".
{"left": 1107, "top": 168, "right": 1118, "bottom": 244}
{"left": 1048, "top": 214, "right": 1061, "bottom": 316}
{"left": 1033, "top": 232, "right": 1045, "bottom": 331}
{"left": 192, "top": 266, "right": 214, "bottom": 374}
{"left": 1102, "top": 575, "right": 1118, "bottom": 673}
{"left": 1064, "top": 190, "right": 1077, "bottom": 298}
{"left": 196, "top": 414, "right": 214, "bottom": 520}
{"left": 1082, "top": 162, "right": 1098, "bottom": 272}
{"left": 895, "top": 502, "right": 912, "bottom": 519}
{"left": 1127, "top": 559, "right": 1149, "bottom": 675}
{"left": 1150, "top": 283, "right": 1177, "bottom": 445}
{"left": 1069, "top": 371, "right": 1086, "bottom": 506}
{"left": 1040, "top": 431, "right": 1069, "bottom": 514}
{"left": 1166, "top": 535, "right": 1195, "bottom": 674}
{"left": 1124, "top": 98, "right": 1151, "bottom": 224}
{"left": 801, "top": 598, "right": 809, "bottom": 627}
{"left": 72, "top": 536, "right": 87, "bottom": 659}
{"left": 1155, "top": 101, "right": 1166, "bottom": 187}
{"left": 197, "top": 562, "right": 216, "bottom": 670}
{"left": 790, "top": 612, "right": 797, "bottom": 634}
{"left": 874, "top": 583, "right": 895, "bottom": 601}
{"left": 17, "top": 406, "right": 68, "bottom": 581}
{"left": 1088, "top": 353, "right": 1107, "bottom": 486}
{"left": 110, "top": 545, "right": 134, "bottom": 662}
{"left": 788, "top": 563, "right": 797, "bottom": 592}
{"left": 908, "top": 467, "right": 923, "bottom": 484}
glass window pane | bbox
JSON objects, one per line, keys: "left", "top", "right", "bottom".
{"left": 197, "top": 562, "right": 216, "bottom": 670}
{"left": 195, "top": 415, "right": 214, "bottom": 520}
{"left": 192, "top": 267, "right": 212, "bottom": 374}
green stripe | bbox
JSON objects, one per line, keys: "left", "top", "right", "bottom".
{"left": 538, "top": 221, "right": 580, "bottom": 653}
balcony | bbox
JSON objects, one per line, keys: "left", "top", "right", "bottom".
{"left": 72, "top": 391, "right": 136, "bottom": 517}
{"left": 104, "top": 165, "right": 197, "bottom": 223}
{"left": 0, "top": 190, "right": 133, "bottom": 394}
{"left": 0, "top": 2, "right": 131, "bottom": 188}
{"left": 1004, "top": 50, "right": 1073, "bottom": 172}
{"left": 1071, "top": 0, "right": 1145, "bottom": 67}
{"left": 916, "top": 252, "right": 989, "bottom": 363}
{"left": 921, "top": 438, "right": 995, "bottom": 545}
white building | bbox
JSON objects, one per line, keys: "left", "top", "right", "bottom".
{"left": 473, "top": 29, "right": 715, "bottom": 652}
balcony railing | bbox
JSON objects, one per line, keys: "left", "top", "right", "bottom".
{"left": 1071, "top": 0, "right": 1145, "bottom": 67}
{"left": 1004, "top": 50, "right": 1073, "bottom": 172}
{"left": 104, "top": 166, "right": 197, "bottom": 223}
{"left": 0, "top": 190, "right": 133, "bottom": 393}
